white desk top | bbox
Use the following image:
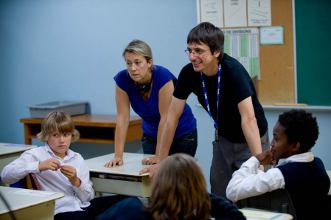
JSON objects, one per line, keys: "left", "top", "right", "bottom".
{"left": 0, "top": 143, "right": 36, "bottom": 156}
{"left": 86, "top": 152, "right": 152, "bottom": 176}
{"left": 0, "top": 186, "right": 63, "bottom": 214}
{"left": 240, "top": 208, "right": 293, "bottom": 220}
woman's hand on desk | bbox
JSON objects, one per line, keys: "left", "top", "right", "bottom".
{"left": 104, "top": 157, "right": 123, "bottom": 168}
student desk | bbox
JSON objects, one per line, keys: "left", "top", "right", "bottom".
{"left": 0, "top": 143, "right": 36, "bottom": 173}
{"left": 0, "top": 186, "right": 63, "bottom": 220}
{"left": 86, "top": 153, "right": 152, "bottom": 197}
{"left": 240, "top": 208, "right": 293, "bottom": 220}
{"left": 20, "top": 114, "right": 142, "bottom": 144}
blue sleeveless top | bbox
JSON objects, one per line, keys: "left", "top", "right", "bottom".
{"left": 114, "top": 65, "right": 196, "bottom": 139}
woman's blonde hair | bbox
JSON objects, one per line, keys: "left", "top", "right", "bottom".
{"left": 37, "top": 111, "right": 80, "bottom": 142}
{"left": 147, "top": 153, "right": 211, "bottom": 220}
{"left": 122, "top": 39, "right": 153, "bottom": 63}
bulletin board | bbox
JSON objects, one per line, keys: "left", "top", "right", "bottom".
{"left": 198, "top": 0, "right": 295, "bottom": 105}
{"left": 257, "top": 0, "right": 295, "bottom": 104}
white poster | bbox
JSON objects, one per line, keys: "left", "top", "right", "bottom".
{"left": 224, "top": 0, "right": 247, "bottom": 27}
{"left": 248, "top": 0, "right": 271, "bottom": 26}
{"left": 200, "top": 0, "right": 224, "bottom": 27}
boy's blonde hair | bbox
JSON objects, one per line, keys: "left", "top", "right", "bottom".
{"left": 37, "top": 111, "right": 80, "bottom": 142}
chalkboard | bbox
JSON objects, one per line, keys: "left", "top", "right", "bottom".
{"left": 296, "top": 0, "right": 331, "bottom": 106}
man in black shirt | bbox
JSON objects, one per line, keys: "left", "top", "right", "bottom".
{"left": 142, "top": 22, "right": 269, "bottom": 197}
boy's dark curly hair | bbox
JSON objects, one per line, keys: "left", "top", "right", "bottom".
{"left": 278, "top": 109, "right": 319, "bottom": 153}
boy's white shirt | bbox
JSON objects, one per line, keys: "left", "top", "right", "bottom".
{"left": 0, "top": 145, "right": 94, "bottom": 215}
{"left": 226, "top": 152, "right": 314, "bottom": 202}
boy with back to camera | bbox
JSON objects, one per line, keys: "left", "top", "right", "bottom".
{"left": 97, "top": 153, "right": 246, "bottom": 220}
{"left": 226, "top": 109, "right": 330, "bottom": 220}
{"left": 1, "top": 111, "right": 127, "bottom": 220}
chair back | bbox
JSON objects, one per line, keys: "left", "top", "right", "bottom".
{"left": 20, "top": 173, "right": 41, "bottom": 190}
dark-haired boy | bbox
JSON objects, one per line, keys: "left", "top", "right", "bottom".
{"left": 226, "top": 109, "right": 330, "bottom": 220}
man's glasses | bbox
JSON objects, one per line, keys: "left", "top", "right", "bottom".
{"left": 185, "top": 48, "right": 208, "bottom": 57}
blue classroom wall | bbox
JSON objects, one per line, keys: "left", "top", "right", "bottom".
{"left": 0, "top": 0, "right": 196, "bottom": 142}
{"left": 1, "top": 1, "right": 330, "bottom": 191}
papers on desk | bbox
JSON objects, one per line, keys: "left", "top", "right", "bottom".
{"left": 241, "top": 209, "right": 280, "bottom": 218}
{"left": 240, "top": 208, "right": 292, "bottom": 220}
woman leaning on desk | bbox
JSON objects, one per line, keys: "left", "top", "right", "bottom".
{"left": 105, "top": 39, "right": 197, "bottom": 168}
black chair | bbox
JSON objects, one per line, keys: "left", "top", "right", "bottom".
{"left": 235, "top": 189, "right": 297, "bottom": 219}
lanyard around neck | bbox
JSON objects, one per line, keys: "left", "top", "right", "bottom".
{"left": 200, "top": 64, "right": 222, "bottom": 129}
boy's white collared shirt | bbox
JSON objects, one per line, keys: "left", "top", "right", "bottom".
{"left": 226, "top": 152, "right": 314, "bottom": 202}
{"left": 1, "top": 145, "right": 94, "bottom": 215}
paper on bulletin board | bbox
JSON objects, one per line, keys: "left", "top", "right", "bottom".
{"left": 248, "top": 0, "right": 271, "bottom": 26}
{"left": 260, "top": 26, "right": 284, "bottom": 45}
{"left": 224, "top": 0, "right": 247, "bottom": 27}
{"left": 199, "top": 0, "right": 224, "bottom": 27}
{"left": 223, "top": 28, "right": 260, "bottom": 79}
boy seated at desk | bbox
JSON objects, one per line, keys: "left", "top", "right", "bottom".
{"left": 226, "top": 109, "right": 330, "bottom": 220}
{"left": 1, "top": 111, "right": 127, "bottom": 220}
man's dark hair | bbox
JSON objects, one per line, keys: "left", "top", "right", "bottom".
{"left": 187, "top": 22, "right": 224, "bottom": 55}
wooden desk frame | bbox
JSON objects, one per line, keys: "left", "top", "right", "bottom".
{"left": 20, "top": 114, "right": 142, "bottom": 144}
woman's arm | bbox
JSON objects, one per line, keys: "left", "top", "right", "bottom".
{"left": 105, "top": 86, "right": 130, "bottom": 167}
